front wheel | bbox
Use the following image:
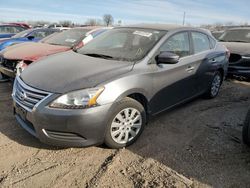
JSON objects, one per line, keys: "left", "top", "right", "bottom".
{"left": 204, "top": 71, "right": 222, "bottom": 99}
{"left": 243, "top": 110, "right": 250, "bottom": 146}
{"left": 104, "top": 97, "right": 146, "bottom": 149}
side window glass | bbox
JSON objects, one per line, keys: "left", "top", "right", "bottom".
{"left": 209, "top": 36, "right": 216, "bottom": 49}
{"left": 32, "top": 31, "right": 47, "bottom": 38}
{"left": 192, "top": 32, "right": 210, "bottom": 53}
{"left": 160, "top": 32, "right": 190, "bottom": 58}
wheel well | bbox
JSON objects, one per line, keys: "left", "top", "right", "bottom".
{"left": 127, "top": 93, "right": 148, "bottom": 113}
{"left": 218, "top": 68, "right": 224, "bottom": 79}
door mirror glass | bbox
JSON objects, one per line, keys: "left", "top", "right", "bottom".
{"left": 156, "top": 51, "right": 179, "bottom": 64}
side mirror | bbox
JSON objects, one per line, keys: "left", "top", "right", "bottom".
{"left": 27, "top": 36, "right": 35, "bottom": 40}
{"left": 156, "top": 52, "right": 179, "bottom": 64}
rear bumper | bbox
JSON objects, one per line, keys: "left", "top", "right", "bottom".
{"left": 13, "top": 97, "right": 113, "bottom": 147}
{"left": 0, "top": 66, "right": 15, "bottom": 78}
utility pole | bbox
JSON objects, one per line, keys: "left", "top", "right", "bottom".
{"left": 183, "top": 11, "right": 186, "bottom": 26}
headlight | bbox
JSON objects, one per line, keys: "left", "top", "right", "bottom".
{"left": 49, "top": 87, "right": 104, "bottom": 109}
{"left": 16, "top": 61, "right": 28, "bottom": 76}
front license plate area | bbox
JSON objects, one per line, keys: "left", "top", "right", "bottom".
{"left": 15, "top": 103, "right": 27, "bottom": 120}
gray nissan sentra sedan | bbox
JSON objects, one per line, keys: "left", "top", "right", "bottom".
{"left": 12, "top": 24, "right": 229, "bottom": 148}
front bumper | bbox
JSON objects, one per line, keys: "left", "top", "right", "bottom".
{"left": 228, "top": 66, "right": 250, "bottom": 78}
{"left": 13, "top": 97, "right": 113, "bottom": 147}
{"left": 0, "top": 65, "right": 15, "bottom": 78}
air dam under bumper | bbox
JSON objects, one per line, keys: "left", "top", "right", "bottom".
{"left": 13, "top": 100, "right": 113, "bottom": 147}
{"left": 228, "top": 66, "right": 250, "bottom": 78}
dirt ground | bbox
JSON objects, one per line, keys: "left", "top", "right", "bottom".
{"left": 0, "top": 79, "right": 250, "bottom": 188}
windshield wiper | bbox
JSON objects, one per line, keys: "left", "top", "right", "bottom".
{"left": 83, "top": 53, "right": 114, "bottom": 60}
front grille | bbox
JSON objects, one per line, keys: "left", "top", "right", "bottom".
{"left": 229, "top": 53, "right": 242, "bottom": 63}
{"left": 0, "top": 57, "right": 20, "bottom": 71}
{"left": 13, "top": 77, "right": 51, "bottom": 111}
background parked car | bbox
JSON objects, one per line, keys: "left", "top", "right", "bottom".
{"left": 219, "top": 27, "right": 250, "bottom": 79}
{"left": 212, "top": 31, "right": 224, "bottom": 40}
{"left": 0, "top": 27, "right": 111, "bottom": 79}
{"left": 0, "top": 28, "right": 60, "bottom": 51}
{"left": 243, "top": 109, "right": 250, "bottom": 146}
{"left": 12, "top": 24, "right": 229, "bottom": 148}
{"left": 7, "top": 23, "right": 31, "bottom": 29}
{"left": 0, "top": 24, "right": 28, "bottom": 39}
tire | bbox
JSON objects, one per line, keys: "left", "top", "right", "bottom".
{"left": 243, "top": 109, "right": 250, "bottom": 146}
{"left": 104, "top": 97, "right": 146, "bottom": 149}
{"left": 204, "top": 71, "right": 223, "bottom": 99}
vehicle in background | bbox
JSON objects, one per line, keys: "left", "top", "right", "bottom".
{"left": 0, "top": 28, "right": 60, "bottom": 51}
{"left": 212, "top": 31, "right": 224, "bottom": 40}
{"left": 0, "top": 24, "right": 28, "bottom": 39}
{"left": 243, "top": 109, "right": 250, "bottom": 146}
{"left": 219, "top": 28, "right": 250, "bottom": 79}
{"left": 12, "top": 24, "right": 229, "bottom": 148}
{"left": 7, "top": 23, "right": 31, "bottom": 29}
{"left": 47, "top": 24, "right": 71, "bottom": 31}
{"left": 0, "top": 27, "right": 111, "bottom": 79}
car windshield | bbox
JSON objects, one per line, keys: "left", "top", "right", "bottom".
{"left": 219, "top": 29, "right": 250, "bottom": 43}
{"left": 12, "top": 29, "right": 32, "bottom": 38}
{"left": 43, "top": 29, "right": 90, "bottom": 47}
{"left": 77, "top": 28, "right": 167, "bottom": 62}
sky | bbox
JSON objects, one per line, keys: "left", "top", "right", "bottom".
{"left": 1, "top": 0, "right": 250, "bottom": 26}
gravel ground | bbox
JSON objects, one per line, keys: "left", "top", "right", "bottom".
{"left": 0, "top": 80, "right": 250, "bottom": 188}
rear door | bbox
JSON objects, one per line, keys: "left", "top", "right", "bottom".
{"left": 150, "top": 31, "right": 199, "bottom": 114}
{"left": 190, "top": 31, "right": 223, "bottom": 93}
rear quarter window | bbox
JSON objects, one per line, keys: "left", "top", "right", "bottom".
{"left": 191, "top": 32, "right": 211, "bottom": 54}
{"left": 209, "top": 36, "right": 216, "bottom": 49}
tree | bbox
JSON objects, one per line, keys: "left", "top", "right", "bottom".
{"left": 59, "top": 20, "right": 73, "bottom": 27}
{"left": 103, "top": 14, "right": 114, "bottom": 26}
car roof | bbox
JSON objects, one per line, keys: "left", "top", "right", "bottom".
{"left": 119, "top": 23, "right": 210, "bottom": 32}
{"left": 120, "top": 23, "right": 186, "bottom": 31}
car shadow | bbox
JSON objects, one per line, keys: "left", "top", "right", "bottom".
{"left": 1, "top": 81, "right": 250, "bottom": 187}
{"left": 127, "top": 82, "right": 250, "bottom": 187}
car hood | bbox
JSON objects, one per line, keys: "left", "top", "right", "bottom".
{"left": 2, "top": 42, "right": 70, "bottom": 61}
{"left": 220, "top": 42, "right": 250, "bottom": 55}
{"left": 21, "top": 51, "right": 133, "bottom": 93}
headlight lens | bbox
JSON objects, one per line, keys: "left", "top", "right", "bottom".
{"left": 49, "top": 87, "right": 104, "bottom": 109}
{"left": 16, "top": 61, "right": 28, "bottom": 76}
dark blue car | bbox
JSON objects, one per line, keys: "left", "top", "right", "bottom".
{"left": 0, "top": 28, "right": 59, "bottom": 51}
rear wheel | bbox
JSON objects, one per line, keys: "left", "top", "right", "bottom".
{"left": 204, "top": 71, "right": 222, "bottom": 99}
{"left": 104, "top": 97, "right": 146, "bottom": 149}
{"left": 243, "top": 110, "right": 250, "bottom": 146}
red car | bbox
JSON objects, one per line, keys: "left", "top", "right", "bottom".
{"left": 0, "top": 27, "right": 111, "bottom": 79}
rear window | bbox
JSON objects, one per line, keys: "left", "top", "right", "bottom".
{"left": 191, "top": 32, "right": 211, "bottom": 54}
{"left": 0, "top": 25, "right": 25, "bottom": 34}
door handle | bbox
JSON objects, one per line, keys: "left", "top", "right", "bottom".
{"left": 185, "top": 66, "right": 195, "bottom": 72}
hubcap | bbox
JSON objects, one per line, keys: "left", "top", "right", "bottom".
{"left": 110, "top": 108, "right": 142, "bottom": 144}
{"left": 211, "top": 74, "right": 221, "bottom": 96}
